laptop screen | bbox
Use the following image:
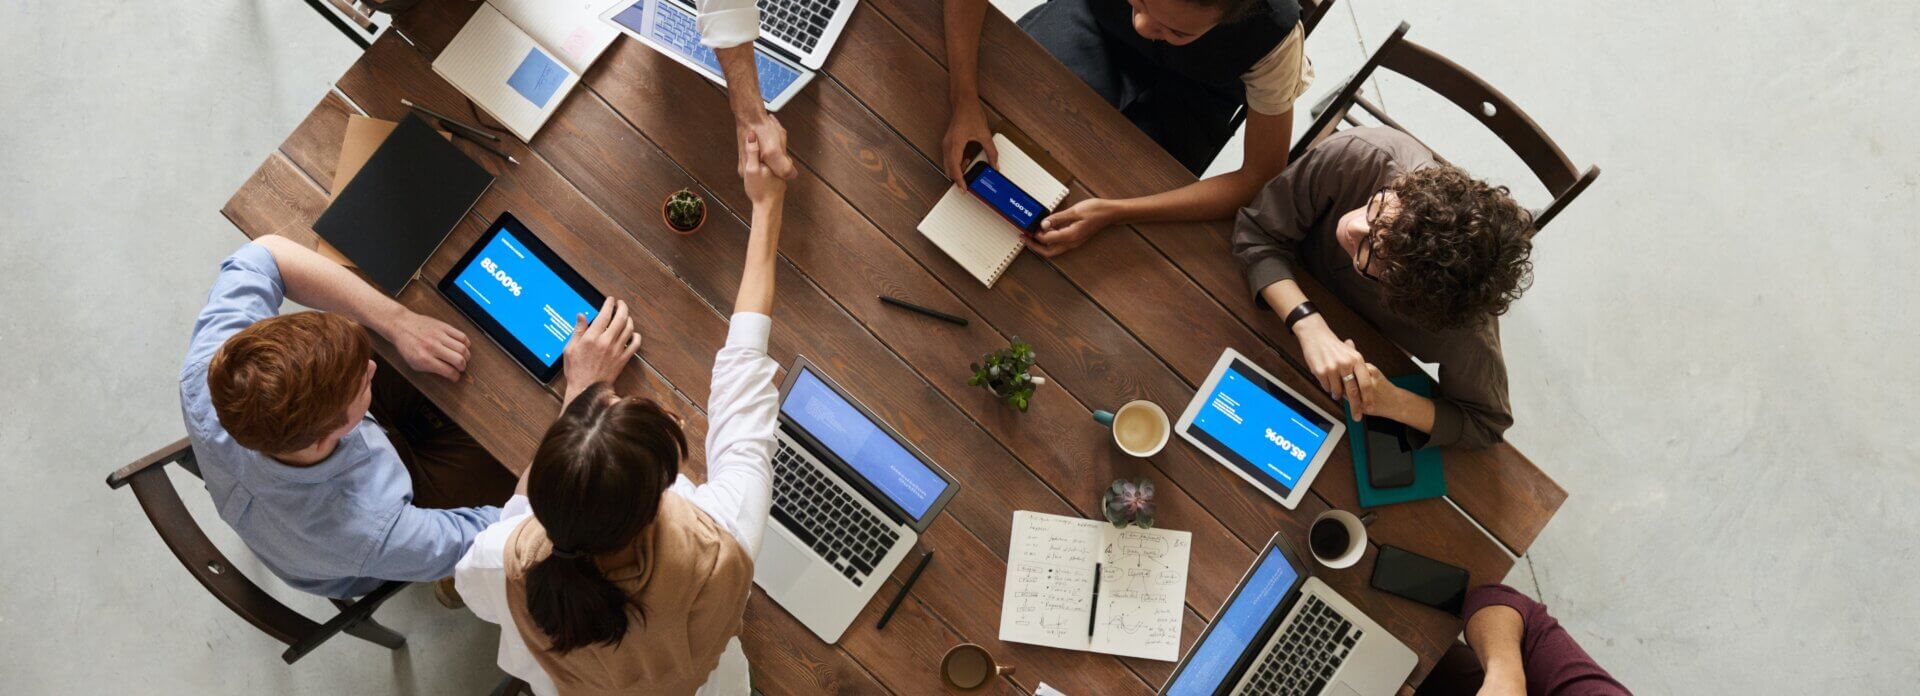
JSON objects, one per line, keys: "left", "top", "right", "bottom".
{"left": 608, "top": 0, "right": 806, "bottom": 99}
{"left": 1163, "top": 546, "right": 1300, "bottom": 696}
{"left": 782, "top": 367, "right": 950, "bottom": 521}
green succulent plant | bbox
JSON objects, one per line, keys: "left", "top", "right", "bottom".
{"left": 665, "top": 189, "right": 706, "bottom": 230}
{"left": 969, "top": 337, "right": 1044, "bottom": 411}
{"left": 1102, "top": 477, "right": 1156, "bottom": 528}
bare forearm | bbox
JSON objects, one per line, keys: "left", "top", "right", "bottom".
{"left": 944, "top": 0, "right": 989, "bottom": 105}
{"left": 716, "top": 44, "right": 768, "bottom": 123}
{"left": 1466, "top": 604, "right": 1528, "bottom": 684}
{"left": 254, "top": 235, "right": 405, "bottom": 336}
{"left": 734, "top": 203, "right": 784, "bottom": 315}
{"left": 1107, "top": 169, "right": 1269, "bottom": 226}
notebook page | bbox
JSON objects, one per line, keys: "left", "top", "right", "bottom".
{"left": 433, "top": 4, "right": 580, "bottom": 142}
{"left": 1088, "top": 525, "right": 1191, "bottom": 661}
{"left": 991, "top": 133, "right": 1069, "bottom": 207}
{"left": 490, "top": 0, "right": 622, "bottom": 72}
{"left": 918, "top": 188, "right": 1026, "bottom": 287}
{"left": 999, "top": 511, "right": 1104, "bottom": 652}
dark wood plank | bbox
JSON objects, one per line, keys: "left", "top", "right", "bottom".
{"left": 853, "top": 0, "right": 1564, "bottom": 556}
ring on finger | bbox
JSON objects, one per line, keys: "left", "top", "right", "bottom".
{"left": 1342, "top": 374, "right": 1356, "bottom": 382}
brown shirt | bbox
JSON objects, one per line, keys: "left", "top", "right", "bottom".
{"left": 1231, "top": 127, "right": 1512, "bottom": 449}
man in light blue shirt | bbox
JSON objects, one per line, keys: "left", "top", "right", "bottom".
{"left": 181, "top": 236, "right": 514, "bottom": 599}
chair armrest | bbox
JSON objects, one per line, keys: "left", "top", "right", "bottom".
{"left": 106, "top": 437, "right": 193, "bottom": 489}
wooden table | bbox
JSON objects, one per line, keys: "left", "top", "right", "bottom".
{"left": 222, "top": 0, "right": 1565, "bottom": 691}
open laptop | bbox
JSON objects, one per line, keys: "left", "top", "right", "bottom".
{"left": 756, "top": 356, "right": 958, "bottom": 643}
{"left": 1161, "top": 533, "right": 1416, "bottom": 696}
{"left": 603, "top": 0, "right": 857, "bottom": 110}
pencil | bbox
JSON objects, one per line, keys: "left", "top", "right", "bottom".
{"left": 875, "top": 550, "right": 933, "bottom": 630}
{"left": 401, "top": 98, "right": 501, "bottom": 142}
{"left": 449, "top": 128, "right": 520, "bottom": 166}
{"left": 879, "top": 295, "right": 969, "bottom": 326}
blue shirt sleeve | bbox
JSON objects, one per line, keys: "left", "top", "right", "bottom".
{"left": 184, "top": 243, "right": 286, "bottom": 374}
{"left": 361, "top": 504, "right": 503, "bottom": 582}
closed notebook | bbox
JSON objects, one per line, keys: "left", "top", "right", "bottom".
{"left": 1343, "top": 374, "right": 1446, "bottom": 507}
{"left": 917, "top": 133, "right": 1070, "bottom": 288}
{"left": 312, "top": 113, "right": 494, "bottom": 296}
{"left": 432, "top": 0, "right": 618, "bottom": 142}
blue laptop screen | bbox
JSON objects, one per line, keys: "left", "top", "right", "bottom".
{"left": 610, "top": 0, "right": 805, "bottom": 99}
{"left": 448, "top": 225, "right": 599, "bottom": 368}
{"left": 1188, "top": 359, "right": 1333, "bottom": 493}
{"left": 782, "top": 368, "right": 948, "bottom": 520}
{"left": 1165, "top": 547, "right": 1299, "bottom": 696}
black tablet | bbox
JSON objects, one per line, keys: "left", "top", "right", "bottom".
{"left": 438, "top": 213, "right": 604, "bottom": 383}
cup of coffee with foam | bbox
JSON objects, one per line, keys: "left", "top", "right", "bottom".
{"left": 1093, "top": 400, "right": 1170, "bottom": 458}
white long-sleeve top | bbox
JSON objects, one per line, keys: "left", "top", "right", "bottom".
{"left": 455, "top": 313, "right": 780, "bottom": 696}
{"left": 696, "top": 0, "right": 761, "bottom": 49}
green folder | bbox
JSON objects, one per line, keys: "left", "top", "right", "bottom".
{"left": 1343, "top": 374, "right": 1445, "bottom": 507}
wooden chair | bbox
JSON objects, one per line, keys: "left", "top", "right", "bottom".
{"left": 105, "top": 438, "right": 410, "bottom": 664}
{"left": 1292, "top": 22, "right": 1601, "bottom": 232}
{"left": 299, "top": 0, "right": 418, "bottom": 49}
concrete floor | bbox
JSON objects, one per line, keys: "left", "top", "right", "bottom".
{"left": 3, "top": 0, "right": 1916, "bottom": 693}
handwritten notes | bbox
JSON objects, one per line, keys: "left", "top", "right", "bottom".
{"left": 999, "top": 511, "right": 1192, "bottom": 661}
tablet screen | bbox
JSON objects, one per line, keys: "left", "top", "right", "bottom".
{"left": 445, "top": 219, "right": 599, "bottom": 371}
{"left": 1186, "top": 358, "right": 1334, "bottom": 494}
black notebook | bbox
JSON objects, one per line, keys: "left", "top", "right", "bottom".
{"left": 313, "top": 113, "right": 494, "bottom": 295}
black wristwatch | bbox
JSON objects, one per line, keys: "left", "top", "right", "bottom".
{"left": 1283, "top": 301, "right": 1319, "bottom": 332}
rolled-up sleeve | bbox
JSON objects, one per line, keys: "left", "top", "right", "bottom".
{"left": 184, "top": 243, "right": 285, "bottom": 371}
{"left": 1409, "top": 326, "right": 1513, "bottom": 450}
{"left": 1240, "top": 24, "right": 1313, "bottom": 116}
{"left": 696, "top": 0, "right": 760, "bottom": 48}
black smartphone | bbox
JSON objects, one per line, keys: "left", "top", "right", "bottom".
{"left": 964, "top": 161, "right": 1051, "bottom": 233}
{"left": 1370, "top": 545, "right": 1470, "bottom": 616}
{"left": 1364, "top": 416, "right": 1416, "bottom": 488}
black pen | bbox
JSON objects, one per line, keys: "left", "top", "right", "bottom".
{"left": 879, "top": 295, "right": 968, "bottom": 326}
{"left": 402, "top": 98, "right": 501, "bottom": 142}
{"left": 448, "top": 128, "right": 520, "bottom": 166}
{"left": 1087, "top": 562, "right": 1102, "bottom": 637}
{"left": 875, "top": 550, "right": 933, "bottom": 630}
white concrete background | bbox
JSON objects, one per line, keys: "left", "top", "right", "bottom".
{"left": 2, "top": 0, "right": 1916, "bottom": 693}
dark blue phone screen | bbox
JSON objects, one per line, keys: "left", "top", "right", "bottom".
{"left": 968, "top": 164, "right": 1047, "bottom": 230}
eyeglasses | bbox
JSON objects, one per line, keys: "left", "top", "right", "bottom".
{"left": 1352, "top": 186, "right": 1392, "bottom": 282}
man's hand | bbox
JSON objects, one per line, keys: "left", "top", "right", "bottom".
{"left": 388, "top": 311, "right": 470, "bottom": 381}
{"left": 737, "top": 112, "right": 797, "bottom": 181}
{"left": 741, "top": 130, "right": 787, "bottom": 209}
{"left": 561, "top": 297, "right": 641, "bottom": 404}
{"left": 1024, "top": 198, "right": 1115, "bottom": 258}
{"left": 943, "top": 99, "right": 997, "bottom": 183}
{"left": 1297, "top": 319, "right": 1365, "bottom": 401}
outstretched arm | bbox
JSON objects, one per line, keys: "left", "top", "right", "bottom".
{"left": 736, "top": 130, "right": 787, "bottom": 314}
{"left": 941, "top": 0, "right": 998, "bottom": 182}
{"left": 252, "top": 235, "right": 470, "bottom": 381}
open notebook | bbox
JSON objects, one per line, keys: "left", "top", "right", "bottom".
{"left": 917, "top": 133, "right": 1071, "bottom": 288}
{"left": 432, "top": 0, "right": 622, "bottom": 142}
{"left": 999, "top": 511, "right": 1191, "bottom": 662}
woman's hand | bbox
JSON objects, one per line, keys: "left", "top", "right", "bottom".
{"left": 1025, "top": 198, "right": 1115, "bottom": 258}
{"left": 942, "top": 99, "right": 997, "bottom": 183}
{"left": 561, "top": 297, "right": 641, "bottom": 404}
{"left": 1296, "top": 317, "right": 1366, "bottom": 402}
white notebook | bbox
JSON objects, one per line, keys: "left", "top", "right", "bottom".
{"left": 433, "top": 1, "right": 621, "bottom": 142}
{"left": 999, "top": 511, "right": 1191, "bottom": 662}
{"left": 917, "top": 133, "right": 1070, "bottom": 288}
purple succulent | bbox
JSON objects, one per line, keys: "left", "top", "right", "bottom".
{"left": 1102, "top": 477, "right": 1157, "bottom": 528}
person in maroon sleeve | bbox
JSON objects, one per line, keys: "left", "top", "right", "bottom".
{"left": 1417, "top": 584, "right": 1632, "bottom": 696}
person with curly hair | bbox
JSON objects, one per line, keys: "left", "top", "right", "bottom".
{"left": 1232, "top": 127, "right": 1535, "bottom": 449}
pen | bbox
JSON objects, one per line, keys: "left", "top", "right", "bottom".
{"left": 402, "top": 98, "right": 502, "bottom": 142}
{"left": 1087, "top": 562, "right": 1102, "bottom": 637}
{"left": 875, "top": 550, "right": 933, "bottom": 630}
{"left": 448, "top": 127, "right": 521, "bottom": 166}
{"left": 879, "top": 295, "right": 969, "bottom": 326}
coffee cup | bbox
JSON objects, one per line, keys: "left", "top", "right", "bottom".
{"left": 1092, "top": 400, "right": 1170, "bottom": 458}
{"left": 941, "top": 643, "right": 1014, "bottom": 690}
{"left": 1308, "top": 510, "right": 1371, "bottom": 569}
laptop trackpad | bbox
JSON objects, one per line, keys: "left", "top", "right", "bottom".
{"left": 1326, "top": 684, "right": 1362, "bottom": 696}
{"left": 754, "top": 531, "right": 813, "bottom": 596}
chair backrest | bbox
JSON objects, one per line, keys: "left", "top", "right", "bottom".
{"left": 1291, "top": 22, "right": 1600, "bottom": 231}
{"left": 1299, "top": 0, "right": 1334, "bottom": 36}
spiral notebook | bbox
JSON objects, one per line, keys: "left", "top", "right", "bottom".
{"left": 918, "top": 132, "right": 1071, "bottom": 288}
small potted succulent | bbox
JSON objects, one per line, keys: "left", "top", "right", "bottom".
{"left": 1102, "top": 477, "right": 1156, "bottom": 528}
{"left": 662, "top": 188, "right": 707, "bottom": 235}
{"left": 969, "top": 337, "right": 1046, "bottom": 412}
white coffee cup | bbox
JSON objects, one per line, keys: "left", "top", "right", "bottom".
{"left": 1309, "top": 509, "right": 1369, "bottom": 569}
{"left": 1093, "top": 400, "right": 1170, "bottom": 458}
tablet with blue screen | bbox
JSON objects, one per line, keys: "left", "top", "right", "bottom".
{"left": 438, "top": 213, "right": 604, "bottom": 383}
{"left": 1175, "top": 348, "right": 1346, "bottom": 510}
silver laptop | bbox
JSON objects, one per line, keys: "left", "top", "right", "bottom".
{"left": 755, "top": 356, "right": 958, "bottom": 643}
{"left": 1160, "top": 533, "right": 1416, "bottom": 696}
{"left": 602, "top": 0, "right": 858, "bottom": 110}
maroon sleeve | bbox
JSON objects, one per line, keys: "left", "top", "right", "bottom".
{"left": 1463, "top": 585, "right": 1632, "bottom": 696}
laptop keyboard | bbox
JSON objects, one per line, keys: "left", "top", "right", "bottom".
{"left": 756, "top": 0, "right": 839, "bottom": 54}
{"left": 769, "top": 439, "right": 899, "bottom": 586}
{"left": 1239, "top": 594, "right": 1362, "bottom": 696}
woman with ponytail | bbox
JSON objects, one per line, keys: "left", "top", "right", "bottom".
{"left": 455, "top": 132, "right": 790, "bottom": 695}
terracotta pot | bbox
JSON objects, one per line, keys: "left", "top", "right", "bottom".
{"left": 662, "top": 195, "right": 706, "bottom": 236}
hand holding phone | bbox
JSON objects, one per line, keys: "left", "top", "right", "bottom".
{"left": 965, "top": 160, "right": 1052, "bottom": 233}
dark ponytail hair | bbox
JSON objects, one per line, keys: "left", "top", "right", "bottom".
{"left": 523, "top": 382, "right": 687, "bottom": 653}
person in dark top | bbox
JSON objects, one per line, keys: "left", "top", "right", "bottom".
{"left": 942, "top": 0, "right": 1313, "bottom": 257}
{"left": 1417, "top": 585, "right": 1632, "bottom": 696}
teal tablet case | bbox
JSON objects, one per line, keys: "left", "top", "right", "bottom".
{"left": 1343, "top": 374, "right": 1446, "bottom": 507}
